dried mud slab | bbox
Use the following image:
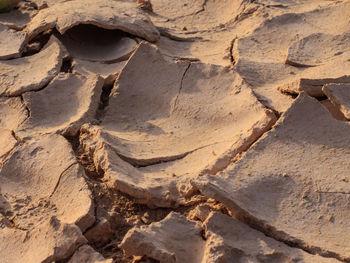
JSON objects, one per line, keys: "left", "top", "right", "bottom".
{"left": 204, "top": 212, "right": 340, "bottom": 263}
{"left": 233, "top": 1, "right": 350, "bottom": 110}
{"left": 80, "top": 43, "right": 276, "bottom": 207}
{"left": 121, "top": 212, "right": 339, "bottom": 262}
{"left": 60, "top": 25, "right": 138, "bottom": 63}
{"left": 0, "top": 36, "right": 66, "bottom": 96}
{"left": 323, "top": 83, "right": 350, "bottom": 120}
{"left": 68, "top": 245, "right": 112, "bottom": 263}
{"left": 0, "top": 8, "right": 36, "bottom": 30}
{"left": 194, "top": 94, "right": 350, "bottom": 261}
{"left": 285, "top": 33, "right": 350, "bottom": 67}
{"left": 25, "top": 0, "right": 160, "bottom": 42}
{"left": 17, "top": 73, "right": 103, "bottom": 137}
{"left": 279, "top": 76, "right": 350, "bottom": 97}
{"left": 0, "top": 97, "right": 27, "bottom": 162}
{"left": 73, "top": 59, "right": 126, "bottom": 86}
{"left": 1, "top": 220, "right": 87, "bottom": 263}
{"left": 0, "top": 24, "right": 27, "bottom": 59}
{"left": 0, "top": 134, "right": 95, "bottom": 262}
{"left": 121, "top": 212, "right": 204, "bottom": 263}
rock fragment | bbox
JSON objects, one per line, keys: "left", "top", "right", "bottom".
{"left": 120, "top": 212, "right": 205, "bottom": 263}
{"left": 194, "top": 94, "right": 350, "bottom": 261}
{"left": 25, "top": 0, "right": 160, "bottom": 42}
{"left": 80, "top": 43, "right": 276, "bottom": 207}
{"left": 68, "top": 245, "right": 112, "bottom": 263}
{"left": 0, "top": 24, "right": 27, "bottom": 59}
{"left": 323, "top": 83, "right": 350, "bottom": 120}
{"left": 17, "top": 73, "right": 104, "bottom": 137}
{"left": 279, "top": 76, "right": 350, "bottom": 97}
{"left": 0, "top": 36, "right": 66, "bottom": 96}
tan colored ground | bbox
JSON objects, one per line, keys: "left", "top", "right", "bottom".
{"left": 1, "top": 0, "right": 350, "bottom": 262}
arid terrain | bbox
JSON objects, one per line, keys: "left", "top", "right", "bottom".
{"left": 1, "top": 0, "right": 350, "bottom": 262}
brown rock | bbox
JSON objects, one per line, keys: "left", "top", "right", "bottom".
{"left": 68, "top": 245, "right": 112, "bottom": 263}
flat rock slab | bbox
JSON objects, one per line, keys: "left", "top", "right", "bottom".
{"left": 60, "top": 25, "right": 137, "bottom": 63}
{"left": 194, "top": 94, "right": 350, "bottom": 261}
{"left": 0, "top": 134, "right": 94, "bottom": 262}
{"left": 26, "top": 0, "right": 160, "bottom": 42}
{"left": 73, "top": 59, "right": 126, "bottom": 86}
{"left": 285, "top": 33, "right": 350, "bottom": 67}
{"left": 18, "top": 73, "right": 103, "bottom": 137}
{"left": 121, "top": 212, "right": 339, "bottom": 263}
{"left": 0, "top": 36, "right": 66, "bottom": 96}
{"left": 0, "top": 24, "right": 27, "bottom": 59}
{"left": 323, "top": 83, "right": 350, "bottom": 119}
{"left": 80, "top": 43, "right": 276, "bottom": 207}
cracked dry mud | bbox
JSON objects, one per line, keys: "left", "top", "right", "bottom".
{"left": 1, "top": 0, "right": 350, "bottom": 263}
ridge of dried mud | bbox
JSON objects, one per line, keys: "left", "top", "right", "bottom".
{"left": 1, "top": 0, "right": 350, "bottom": 262}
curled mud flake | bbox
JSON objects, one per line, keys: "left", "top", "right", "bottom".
{"left": 0, "top": 36, "right": 67, "bottom": 96}
{"left": 79, "top": 43, "right": 276, "bottom": 207}
{"left": 17, "top": 73, "right": 104, "bottom": 138}
{"left": 25, "top": 0, "right": 160, "bottom": 42}
{"left": 0, "top": 24, "right": 28, "bottom": 59}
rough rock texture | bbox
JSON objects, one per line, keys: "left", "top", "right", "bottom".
{"left": 194, "top": 94, "right": 350, "bottom": 261}
{"left": 25, "top": 0, "right": 160, "bottom": 42}
{"left": 0, "top": 134, "right": 94, "bottom": 262}
{"left": 80, "top": 43, "right": 276, "bottom": 207}
{"left": 121, "top": 212, "right": 339, "bottom": 263}
{"left": 323, "top": 83, "right": 350, "bottom": 120}
{"left": 0, "top": 24, "right": 27, "bottom": 59}
{"left": 17, "top": 73, "right": 104, "bottom": 137}
{"left": 0, "top": 36, "right": 66, "bottom": 96}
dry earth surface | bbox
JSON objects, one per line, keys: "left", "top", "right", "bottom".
{"left": 1, "top": 0, "right": 350, "bottom": 262}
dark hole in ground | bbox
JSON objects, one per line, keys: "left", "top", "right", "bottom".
{"left": 58, "top": 24, "right": 137, "bottom": 63}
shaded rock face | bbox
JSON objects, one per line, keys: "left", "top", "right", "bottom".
{"left": 1, "top": 0, "right": 350, "bottom": 262}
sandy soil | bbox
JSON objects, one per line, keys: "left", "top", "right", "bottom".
{"left": 1, "top": 0, "right": 350, "bottom": 262}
